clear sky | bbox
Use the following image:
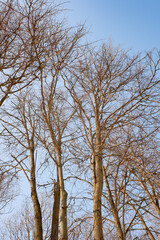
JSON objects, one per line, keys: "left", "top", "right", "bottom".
{"left": 66, "top": 0, "right": 160, "bottom": 52}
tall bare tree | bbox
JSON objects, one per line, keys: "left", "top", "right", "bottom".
{"left": 0, "top": 1, "right": 85, "bottom": 238}
{"left": 39, "top": 89, "right": 71, "bottom": 240}
{"left": 1, "top": 91, "right": 43, "bottom": 240}
{"left": 31, "top": 12, "right": 85, "bottom": 237}
{"left": 64, "top": 44, "right": 160, "bottom": 240}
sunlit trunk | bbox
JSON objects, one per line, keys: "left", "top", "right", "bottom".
{"left": 30, "top": 147, "right": 43, "bottom": 240}
{"left": 93, "top": 116, "right": 104, "bottom": 240}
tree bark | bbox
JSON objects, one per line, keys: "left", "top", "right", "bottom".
{"left": 93, "top": 115, "right": 104, "bottom": 240}
{"left": 57, "top": 149, "right": 68, "bottom": 240}
{"left": 60, "top": 189, "right": 68, "bottom": 240}
{"left": 51, "top": 181, "right": 60, "bottom": 240}
{"left": 30, "top": 147, "right": 43, "bottom": 240}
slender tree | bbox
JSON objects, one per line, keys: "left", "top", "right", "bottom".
{"left": 1, "top": 92, "right": 43, "bottom": 240}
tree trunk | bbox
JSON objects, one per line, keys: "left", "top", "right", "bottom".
{"left": 57, "top": 150, "right": 68, "bottom": 240}
{"left": 93, "top": 116, "right": 104, "bottom": 240}
{"left": 93, "top": 183, "right": 104, "bottom": 240}
{"left": 51, "top": 181, "right": 60, "bottom": 240}
{"left": 60, "top": 189, "right": 68, "bottom": 240}
{"left": 30, "top": 147, "right": 43, "bottom": 240}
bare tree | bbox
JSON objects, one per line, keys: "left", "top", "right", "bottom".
{"left": 0, "top": 0, "right": 63, "bottom": 215}
{"left": 122, "top": 127, "right": 160, "bottom": 239}
{"left": 38, "top": 86, "right": 77, "bottom": 240}
{"left": 1, "top": 91, "right": 43, "bottom": 240}
{"left": 31, "top": 13, "right": 85, "bottom": 237}
{"left": 102, "top": 115, "right": 160, "bottom": 239}
{"left": 0, "top": 1, "right": 85, "bottom": 239}
{"left": 64, "top": 44, "right": 160, "bottom": 240}
{"left": 102, "top": 133, "right": 157, "bottom": 239}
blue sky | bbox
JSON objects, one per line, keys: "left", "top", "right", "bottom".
{"left": 66, "top": 0, "right": 160, "bottom": 52}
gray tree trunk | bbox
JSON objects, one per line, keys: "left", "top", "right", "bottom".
{"left": 51, "top": 181, "right": 60, "bottom": 240}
